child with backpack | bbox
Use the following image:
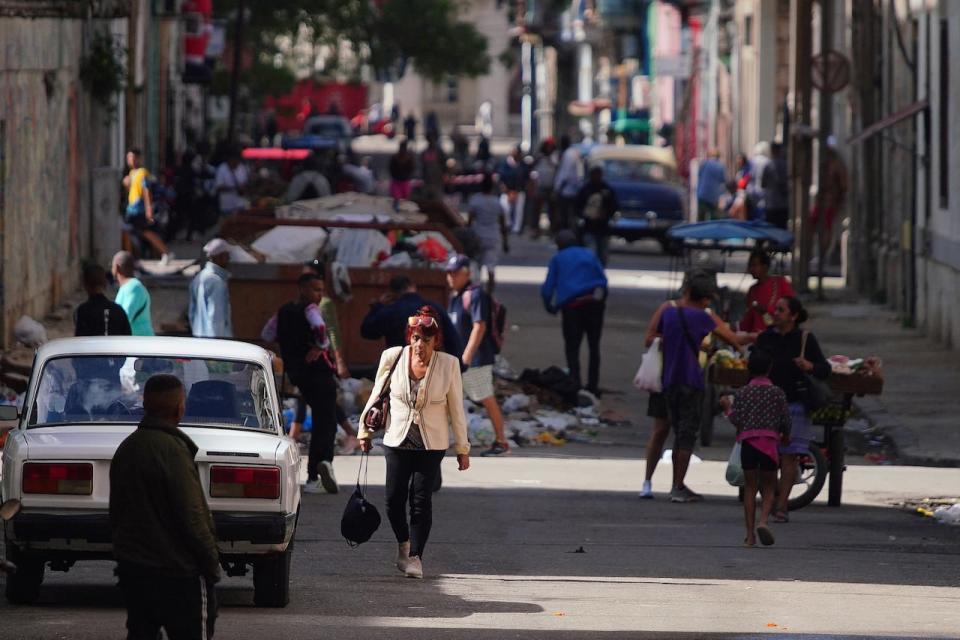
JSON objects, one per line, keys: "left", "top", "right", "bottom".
{"left": 726, "top": 348, "right": 792, "bottom": 546}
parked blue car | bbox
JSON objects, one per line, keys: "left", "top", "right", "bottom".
{"left": 585, "top": 144, "right": 687, "bottom": 252}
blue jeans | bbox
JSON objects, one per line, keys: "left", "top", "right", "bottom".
{"left": 582, "top": 232, "right": 610, "bottom": 266}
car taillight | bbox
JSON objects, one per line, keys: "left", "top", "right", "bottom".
{"left": 210, "top": 466, "right": 280, "bottom": 499}
{"left": 22, "top": 462, "right": 93, "bottom": 495}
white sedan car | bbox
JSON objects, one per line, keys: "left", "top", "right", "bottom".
{"left": 0, "top": 337, "right": 301, "bottom": 607}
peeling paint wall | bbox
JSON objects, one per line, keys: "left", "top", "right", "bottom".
{"left": 0, "top": 17, "right": 84, "bottom": 345}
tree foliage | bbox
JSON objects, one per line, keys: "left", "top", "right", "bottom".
{"left": 216, "top": 0, "right": 490, "bottom": 86}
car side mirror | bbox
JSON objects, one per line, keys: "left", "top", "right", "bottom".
{"left": 0, "top": 405, "right": 18, "bottom": 422}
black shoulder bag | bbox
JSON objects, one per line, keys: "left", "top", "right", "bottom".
{"left": 340, "top": 451, "right": 381, "bottom": 547}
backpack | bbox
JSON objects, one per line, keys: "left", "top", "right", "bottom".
{"left": 462, "top": 286, "right": 507, "bottom": 354}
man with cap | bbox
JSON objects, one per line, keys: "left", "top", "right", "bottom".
{"left": 188, "top": 238, "right": 233, "bottom": 338}
{"left": 444, "top": 255, "right": 509, "bottom": 456}
{"left": 540, "top": 230, "right": 608, "bottom": 397}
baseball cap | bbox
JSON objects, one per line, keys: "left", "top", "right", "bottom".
{"left": 203, "top": 238, "right": 231, "bottom": 257}
{"left": 444, "top": 254, "right": 471, "bottom": 272}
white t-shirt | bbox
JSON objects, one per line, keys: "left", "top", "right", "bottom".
{"left": 214, "top": 162, "right": 250, "bottom": 213}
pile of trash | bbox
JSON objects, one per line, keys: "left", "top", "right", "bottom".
{"left": 901, "top": 497, "right": 960, "bottom": 525}
{"left": 934, "top": 503, "right": 960, "bottom": 526}
{"left": 465, "top": 361, "right": 627, "bottom": 447}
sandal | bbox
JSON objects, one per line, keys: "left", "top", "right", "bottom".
{"left": 773, "top": 511, "right": 789, "bottom": 523}
{"left": 756, "top": 525, "right": 775, "bottom": 546}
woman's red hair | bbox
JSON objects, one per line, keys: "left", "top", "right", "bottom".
{"left": 405, "top": 305, "right": 444, "bottom": 350}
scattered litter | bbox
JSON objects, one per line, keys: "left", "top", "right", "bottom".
{"left": 934, "top": 504, "right": 960, "bottom": 525}
{"left": 502, "top": 393, "right": 531, "bottom": 413}
{"left": 468, "top": 416, "right": 495, "bottom": 446}
{"left": 493, "top": 355, "right": 519, "bottom": 381}
{"left": 14, "top": 316, "right": 47, "bottom": 347}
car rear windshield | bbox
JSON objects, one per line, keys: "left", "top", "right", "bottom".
{"left": 601, "top": 159, "right": 679, "bottom": 184}
{"left": 28, "top": 356, "right": 278, "bottom": 432}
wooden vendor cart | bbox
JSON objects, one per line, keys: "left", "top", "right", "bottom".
{"left": 220, "top": 215, "right": 462, "bottom": 376}
{"left": 710, "top": 366, "right": 884, "bottom": 508}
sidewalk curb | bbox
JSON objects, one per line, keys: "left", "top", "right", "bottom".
{"left": 855, "top": 396, "right": 960, "bottom": 468}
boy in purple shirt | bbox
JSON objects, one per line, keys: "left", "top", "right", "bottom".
{"left": 655, "top": 271, "right": 742, "bottom": 502}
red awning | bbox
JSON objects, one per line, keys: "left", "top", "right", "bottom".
{"left": 847, "top": 100, "right": 928, "bottom": 145}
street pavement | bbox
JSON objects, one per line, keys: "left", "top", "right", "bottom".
{"left": 2, "top": 455, "right": 959, "bottom": 639}
{"left": 3, "top": 234, "right": 960, "bottom": 638}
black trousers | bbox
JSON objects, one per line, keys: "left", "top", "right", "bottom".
{"left": 384, "top": 447, "right": 445, "bottom": 558}
{"left": 117, "top": 567, "right": 217, "bottom": 640}
{"left": 290, "top": 367, "right": 339, "bottom": 481}
{"left": 561, "top": 300, "right": 605, "bottom": 393}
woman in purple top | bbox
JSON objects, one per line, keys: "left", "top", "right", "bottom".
{"left": 646, "top": 271, "right": 742, "bottom": 503}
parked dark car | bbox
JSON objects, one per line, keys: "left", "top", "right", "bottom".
{"left": 586, "top": 145, "right": 686, "bottom": 252}
{"left": 282, "top": 115, "right": 353, "bottom": 155}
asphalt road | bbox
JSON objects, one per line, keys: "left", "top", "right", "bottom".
{"left": 3, "top": 456, "right": 959, "bottom": 639}
{"left": 4, "top": 229, "right": 958, "bottom": 638}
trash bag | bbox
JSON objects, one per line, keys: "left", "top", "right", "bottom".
{"left": 633, "top": 337, "right": 663, "bottom": 393}
{"left": 725, "top": 441, "right": 744, "bottom": 487}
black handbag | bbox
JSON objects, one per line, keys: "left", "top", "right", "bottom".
{"left": 340, "top": 451, "right": 381, "bottom": 547}
{"left": 362, "top": 348, "right": 404, "bottom": 433}
{"left": 799, "top": 331, "right": 830, "bottom": 410}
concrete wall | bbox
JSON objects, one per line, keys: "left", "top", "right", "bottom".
{"left": 915, "top": 0, "right": 960, "bottom": 346}
{"left": 0, "top": 17, "right": 85, "bottom": 345}
{"left": 734, "top": 0, "right": 782, "bottom": 154}
{"left": 0, "top": 14, "right": 125, "bottom": 346}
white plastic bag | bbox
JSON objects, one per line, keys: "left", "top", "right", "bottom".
{"left": 725, "top": 441, "right": 744, "bottom": 487}
{"left": 632, "top": 338, "right": 663, "bottom": 392}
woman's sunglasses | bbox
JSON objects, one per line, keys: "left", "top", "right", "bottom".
{"left": 407, "top": 315, "right": 438, "bottom": 329}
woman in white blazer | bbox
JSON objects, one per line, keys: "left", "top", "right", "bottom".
{"left": 359, "top": 306, "right": 470, "bottom": 579}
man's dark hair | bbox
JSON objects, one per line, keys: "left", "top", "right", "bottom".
{"left": 555, "top": 229, "right": 578, "bottom": 250}
{"left": 128, "top": 147, "right": 142, "bottom": 157}
{"left": 748, "top": 348, "right": 774, "bottom": 377}
{"left": 143, "top": 374, "right": 184, "bottom": 419}
{"left": 389, "top": 275, "right": 412, "bottom": 294}
{"left": 589, "top": 165, "right": 603, "bottom": 179}
{"left": 748, "top": 249, "right": 771, "bottom": 268}
{"left": 685, "top": 269, "right": 717, "bottom": 302}
{"left": 82, "top": 263, "right": 107, "bottom": 291}
{"left": 481, "top": 172, "right": 494, "bottom": 193}
{"left": 297, "top": 272, "right": 321, "bottom": 287}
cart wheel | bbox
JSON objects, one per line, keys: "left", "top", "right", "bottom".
{"left": 699, "top": 380, "right": 717, "bottom": 447}
{"left": 787, "top": 443, "right": 828, "bottom": 511}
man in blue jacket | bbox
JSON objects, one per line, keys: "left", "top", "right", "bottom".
{"left": 541, "top": 230, "right": 608, "bottom": 396}
{"left": 361, "top": 275, "right": 462, "bottom": 356}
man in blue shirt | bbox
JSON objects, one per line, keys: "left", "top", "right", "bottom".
{"left": 445, "top": 255, "right": 509, "bottom": 456}
{"left": 697, "top": 149, "right": 727, "bottom": 220}
{"left": 541, "top": 230, "right": 608, "bottom": 396}
{"left": 188, "top": 238, "right": 233, "bottom": 338}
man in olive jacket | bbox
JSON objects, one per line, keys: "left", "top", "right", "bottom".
{"left": 110, "top": 374, "right": 220, "bottom": 640}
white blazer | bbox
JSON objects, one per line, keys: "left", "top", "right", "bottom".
{"left": 358, "top": 346, "right": 470, "bottom": 455}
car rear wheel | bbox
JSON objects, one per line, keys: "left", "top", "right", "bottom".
{"left": 4, "top": 542, "right": 44, "bottom": 604}
{"left": 253, "top": 541, "right": 292, "bottom": 608}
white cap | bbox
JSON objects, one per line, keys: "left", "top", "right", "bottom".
{"left": 827, "top": 134, "right": 838, "bottom": 149}
{"left": 203, "top": 238, "right": 231, "bottom": 257}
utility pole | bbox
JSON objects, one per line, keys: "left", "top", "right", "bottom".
{"left": 790, "top": 0, "right": 813, "bottom": 292}
{"left": 227, "top": 0, "right": 245, "bottom": 145}
{"left": 815, "top": 1, "right": 833, "bottom": 300}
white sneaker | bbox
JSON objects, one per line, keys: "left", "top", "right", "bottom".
{"left": 302, "top": 479, "right": 324, "bottom": 494}
{"left": 639, "top": 480, "right": 654, "bottom": 500}
{"left": 396, "top": 541, "right": 411, "bottom": 573}
{"left": 405, "top": 555, "right": 423, "bottom": 579}
{"left": 318, "top": 460, "right": 339, "bottom": 494}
